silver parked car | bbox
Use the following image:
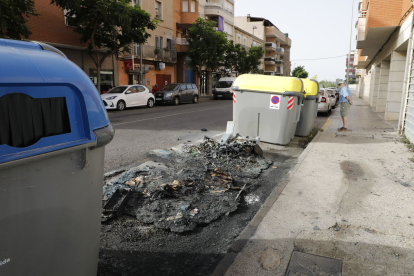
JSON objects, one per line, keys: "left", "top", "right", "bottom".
{"left": 154, "top": 83, "right": 199, "bottom": 105}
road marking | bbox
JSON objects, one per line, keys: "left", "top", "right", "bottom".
{"left": 112, "top": 106, "right": 228, "bottom": 126}
{"left": 322, "top": 118, "right": 332, "bottom": 131}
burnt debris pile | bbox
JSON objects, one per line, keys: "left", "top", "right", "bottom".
{"left": 102, "top": 136, "right": 272, "bottom": 233}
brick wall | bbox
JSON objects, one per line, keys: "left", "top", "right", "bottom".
{"left": 26, "top": 0, "right": 84, "bottom": 47}
{"left": 366, "top": 0, "right": 403, "bottom": 29}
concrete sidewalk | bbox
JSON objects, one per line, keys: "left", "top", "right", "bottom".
{"left": 214, "top": 95, "right": 414, "bottom": 275}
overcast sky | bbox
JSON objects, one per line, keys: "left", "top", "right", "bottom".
{"left": 235, "top": 0, "right": 358, "bottom": 81}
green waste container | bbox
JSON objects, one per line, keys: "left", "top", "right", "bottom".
{"left": 295, "top": 79, "right": 320, "bottom": 137}
{"left": 0, "top": 39, "right": 114, "bottom": 276}
{"left": 232, "top": 74, "right": 304, "bottom": 145}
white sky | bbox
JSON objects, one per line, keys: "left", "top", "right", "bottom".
{"left": 235, "top": 0, "right": 359, "bottom": 81}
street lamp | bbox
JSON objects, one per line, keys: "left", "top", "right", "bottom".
{"left": 252, "top": 26, "right": 257, "bottom": 37}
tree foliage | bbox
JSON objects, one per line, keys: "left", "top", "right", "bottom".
{"left": 0, "top": 0, "right": 38, "bottom": 39}
{"left": 51, "top": 0, "right": 157, "bottom": 92}
{"left": 291, "top": 65, "right": 308, "bottom": 78}
{"left": 224, "top": 42, "right": 264, "bottom": 75}
{"left": 187, "top": 18, "right": 228, "bottom": 73}
{"left": 319, "top": 80, "right": 337, "bottom": 88}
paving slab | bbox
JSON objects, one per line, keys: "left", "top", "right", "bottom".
{"left": 216, "top": 94, "right": 414, "bottom": 276}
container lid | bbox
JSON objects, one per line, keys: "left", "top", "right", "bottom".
{"left": 0, "top": 39, "right": 111, "bottom": 164}
{"left": 301, "top": 79, "right": 319, "bottom": 97}
{"left": 232, "top": 74, "right": 303, "bottom": 93}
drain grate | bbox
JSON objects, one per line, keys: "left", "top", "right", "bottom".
{"left": 285, "top": 251, "right": 342, "bottom": 276}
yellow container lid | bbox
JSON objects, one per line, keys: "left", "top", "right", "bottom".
{"left": 301, "top": 79, "right": 319, "bottom": 97}
{"left": 232, "top": 74, "right": 303, "bottom": 94}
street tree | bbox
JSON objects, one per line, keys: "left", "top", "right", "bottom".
{"left": 0, "top": 0, "right": 38, "bottom": 39}
{"left": 223, "top": 42, "right": 264, "bottom": 75}
{"left": 291, "top": 65, "right": 309, "bottom": 78}
{"left": 187, "top": 18, "right": 228, "bottom": 83}
{"left": 320, "top": 80, "right": 337, "bottom": 88}
{"left": 51, "top": 0, "right": 156, "bottom": 92}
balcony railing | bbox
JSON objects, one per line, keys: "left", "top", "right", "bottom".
{"left": 275, "top": 47, "right": 284, "bottom": 55}
{"left": 275, "top": 60, "right": 284, "bottom": 66}
{"left": 176, "top": 38, "right": 189, "bottom": 45}
{"left": 264, "top": 57, "right": 275, "bottom": 64}
{"left": 133, "top": 44, "right": 177, "bottom": 63}
{"left": 265, "top": 42, "right": 276, "bottom": 50}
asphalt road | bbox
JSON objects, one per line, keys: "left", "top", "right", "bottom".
{"left": 104, "top": 98, "right": 233, "bottom": 172}
{"left": 104, "top": 97, "right": 330, "bottom": 173}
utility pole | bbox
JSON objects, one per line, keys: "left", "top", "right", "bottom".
{"left": 140, "top": 43, "right": 143, "bottom": 85}
{"left": 347, "top": 0, "right": 355, "bottom": 86}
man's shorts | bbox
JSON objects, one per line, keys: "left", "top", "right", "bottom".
{"left": 340, "top": 102, "right": 350, "bottom": 117}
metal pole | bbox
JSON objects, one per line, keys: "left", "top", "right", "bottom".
{"left": 347, "top": 0, "right": 355, "bottom": 86}
{"left": 140, "top": 44, "right": 143, "bottom": 85}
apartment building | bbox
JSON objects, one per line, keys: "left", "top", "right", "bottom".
{"left": 234, "top": 15, "right": 292, "bottom": 76}
{"left": 26, "top": 0, "right": 118, "bottom": 92}
{"left": 204, "top": 0, "right": 235, "bottom": 40}
{"left": 174, "top": 0, "right": 203, "bottom": 85}
{"left": 345, "top": 50, "right": 357, "bottom": 83}
{"left": 117, "top": 0, "right": 177, "bottom": 89}
{"left": 355, "top": 0, "right": 414, "bottom": 142}
{"left": 234, "top": 26, "right": 265, "bottom": 71}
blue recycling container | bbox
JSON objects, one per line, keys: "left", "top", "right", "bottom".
{"left": 0, "top": 39, "right": 114, "bottom": 276}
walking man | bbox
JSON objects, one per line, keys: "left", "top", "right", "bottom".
{"left": 338, "top": 81, "right": 353, "bottom": 131}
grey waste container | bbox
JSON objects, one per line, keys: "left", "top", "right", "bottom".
{"left": 0, "top": 39, "right": 114, "bottom": 276}
{"left": 295, "top": 79, "right": 320, "bottom": 137}
{"left": 232, "top": 74, "right": 304, "bottom": 145}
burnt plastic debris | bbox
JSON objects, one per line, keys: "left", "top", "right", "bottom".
{"left": 101, "top": 136, "right": 271, "bottom": 232}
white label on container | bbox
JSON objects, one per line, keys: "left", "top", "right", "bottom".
{"left": 269, "top": 95, "right": 280, "bottom": 110}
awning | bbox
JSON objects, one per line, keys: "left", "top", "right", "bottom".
{"left": 356, "top": 26, "right": 399, "bottom": 58}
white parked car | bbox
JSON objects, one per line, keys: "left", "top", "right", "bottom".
{"left": 101, "top": 85, "right": 155, "bottom": 111}
{"left": 318, "top": 88, "right": 332, "bottom": 115}
{"left": 326, "top": 88, "right": 337, "bottom": 108}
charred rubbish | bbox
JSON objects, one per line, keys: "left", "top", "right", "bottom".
{"left": 101, "top": 136, "right": 272, "bottom": 233}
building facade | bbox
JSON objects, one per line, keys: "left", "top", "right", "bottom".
{"left": 26, "top": 0, "right": 119, "bottom": 92}
{"left": 355, "top": 0, "right": 414, "bottom": 141}
{"left": 117, "top": 0, "right": 177, "bottom": 90}
{"left": 345, "top": 50, "right": 357, "bottom": 83}
{"left": 234, "top": 15, "right": 292, "bottom": 76}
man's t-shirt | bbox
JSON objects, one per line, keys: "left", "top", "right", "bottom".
{"left": 339, "top": 86, "right": 351, "bottom": 103}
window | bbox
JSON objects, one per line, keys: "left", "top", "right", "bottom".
{"left": 132, "top": 0, "right": 141, "bottom": 6}
{"left": 182, "top": 0, "right": 188, "bottom": 12}
{"left": 191, "top": 84, "right": 196, "bottom": 89}
{"left": 64, "top": 9, "right": 76, "bottom": 27}
{"left": 136, "top": 86, "right": 146, "bottom": 92}
{"left": 186, "top": 84, "right": 192, "bottom": 89}
{"left": 180, "top": 84, "right": 187, "bottom": 90}
{"left": 166, "top": 38, "right": 174, "bottom": 50}
{"left": 155, "top": 36, "right": 163, "bottom": 49}
{"left": 191, "top": 0, "right": 196, "bottom": 12}
{"left": 224, "top": 22, "right": 233, "bottom": 35}
{"left": 155, "top": 1, "right": 162, "bottom": 19}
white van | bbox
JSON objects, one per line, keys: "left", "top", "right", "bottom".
{"left": 213, "top": 77, "right": 236, "bottom": 99}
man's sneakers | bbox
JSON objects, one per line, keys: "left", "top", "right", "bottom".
{"left": 338, "top": 127, "right": 348, "bottom": 132}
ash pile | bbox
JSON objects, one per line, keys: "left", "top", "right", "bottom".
{"left": 101, "top": 136, "right": 272, "bottom": 233}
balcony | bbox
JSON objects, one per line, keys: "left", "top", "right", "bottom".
{"left": 265, "top": 42, "right": 276, "bottom": 51}
{"left": 275, "top": 47, "right": 284, "bottom": 56}
{"left": 175, "top": 38, "right": 189, "bottom": 53}
{"left": 356, "top": 17, "right": 366, "bottom": 41}
{"left": 264, "top": 57, "right": 275, "bottom": 65}
{"left": 265, "top": 26, "right": 286, "bottom": 42}
{"left": 264, "top": 71, "right": 275, "bottom": 76}
{"left": 275, "top": 67, "right": 284, "bottom": 76}
{"left": 275, "top": 59, "right": 284, "bottom": 67}
{"left": 133, "top": 44, "right": 177, "bottom": 63}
